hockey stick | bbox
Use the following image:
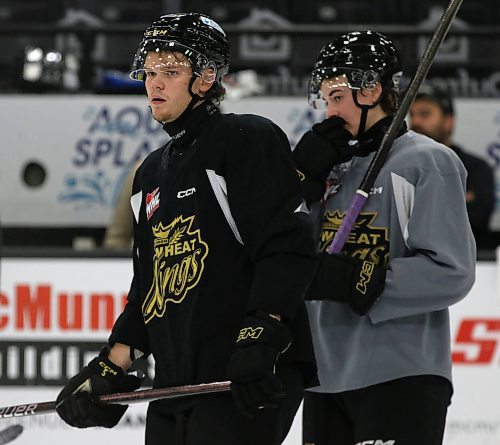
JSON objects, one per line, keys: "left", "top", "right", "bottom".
{"left": 0, "top": 381, "right": 231, "bottom": 420}
{"left": 326, "top": 0, "right": 464, "bottom": 254}
{"left": 0, "top": 425, "right": 23, "bottom": 445}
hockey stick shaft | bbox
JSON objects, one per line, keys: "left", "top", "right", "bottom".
{"left": 0, "top": 381, "right": 231, "bottom": 420}
{"left": 327, "top": 0, "right": 464, "bottom": 254}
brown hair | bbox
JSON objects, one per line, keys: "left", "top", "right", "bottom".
{"left": 380, "top": 88, "right": 399, "bottom": 115}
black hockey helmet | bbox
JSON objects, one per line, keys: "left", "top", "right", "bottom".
{"left": 130, "top": 13, "right": 229, "bottom": 83}
{"left": 309, "top": 31, "right": 402, "bottom": 109}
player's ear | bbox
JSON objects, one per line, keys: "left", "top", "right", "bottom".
{"left": 444, "top": 114, "right": 454, "bottom": 134}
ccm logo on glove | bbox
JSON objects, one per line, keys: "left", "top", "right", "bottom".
{"left": 56, "top": 348, "right": 142, "bottom": 429}
{"left": 98, "top": 361, "right": 119, "bottom": 377}
{"left": 356, "top": 260, "right": 375, "bottom": 294}
{"left": 237, "top": 326, "right": 264, "bottom": 341}
{"left": 228, "top": 312, "right": 292, "bottom": 418}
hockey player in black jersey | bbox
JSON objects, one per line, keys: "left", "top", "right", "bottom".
{"left": 55, "top": 13, "right": 318, "bottom": 445}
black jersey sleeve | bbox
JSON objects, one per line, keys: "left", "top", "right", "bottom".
{"left": 108, "top": 165, "right": 151, "bottom": 356}
{"left": 108, "top": 275, "right": 150, "bottom": 356}
{"left": 223, "top": 115, "right": 318, "bottom": 320}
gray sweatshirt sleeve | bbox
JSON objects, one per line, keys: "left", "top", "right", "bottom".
{"left": 369, "top": 149, "right": 476, "bottom": 324}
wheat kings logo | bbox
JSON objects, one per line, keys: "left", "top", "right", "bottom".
{"left": 321, "top": 210, "right": 389, "bottom": 265}
{"left": 143, "top": 215, "right": 209, "bottom": 323}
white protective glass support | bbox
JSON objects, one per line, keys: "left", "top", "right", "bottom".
{"left": 130, "top": 50, "right": 218, "bottom": 84}
{"left": 308, "top": 74, "right": 354, "bottom": 110}
{"left": 308, "top": 68, "right": 380, "bottom": 109}
{"left": 130, "top": 41, "right": 220, "bottom": 82}
{"left": 130, "top": 51, "right": 193, "bottom": 81}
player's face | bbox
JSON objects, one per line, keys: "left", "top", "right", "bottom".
{"left": 144, "top": 51, "right": 203, "bottom": 123}
{"left": 320, "top": 75, "right": 382, "bottom": 137}
{"left": 409, "top": 100, "right": 452, "bottom": 144}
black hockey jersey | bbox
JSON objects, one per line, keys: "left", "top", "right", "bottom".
{"left": 110, "top": 102, "right": 318, "bottom": 398}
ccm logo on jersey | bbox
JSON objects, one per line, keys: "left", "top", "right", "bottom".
{"left": 369, "top": 186, "right": 383, "bottom": 195}
{"left": 146, "top": 187, "right": 160, "bottom": 220}
{"left": 177, "top": 187, "right": 196, "bottom": 199}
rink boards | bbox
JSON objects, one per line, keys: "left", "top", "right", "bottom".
{"left": 0, "top": 255, "right": 499, "bottom": 444}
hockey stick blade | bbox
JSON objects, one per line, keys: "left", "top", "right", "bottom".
{"left": 0, "top": 425, "right": 23, "bottom": 445}
{"left": 326, "top": 0, "right": 464, "bottom": 254}
{"left": 0, "top": 381, "right": 231, "bottom": 420}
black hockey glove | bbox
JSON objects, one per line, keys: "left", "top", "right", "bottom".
{"left": 56, "top": 350, "right": 142, "bottom": 428}
{"left": 292, "top": 117, "right": 354, "bottom": 203}
{"left": 306, "top": 253, "right": 386, "bottom": 315}
{"left": 228, "top": 312, "right": 292, "bottom": 418}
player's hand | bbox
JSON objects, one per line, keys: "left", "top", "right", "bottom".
{"left": 56, "top": 350, "right": 142, "bottom": 428}
{"left": 292, "top": 117, "right": 354, "bottom": 203}
{"left": 306, "top": 252, "right": 386, "bottom": 315}
{"left": 228, "top": 312, "right": 292, "bottom": 418}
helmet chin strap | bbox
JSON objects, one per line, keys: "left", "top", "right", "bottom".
{"left": 351, "top": 90, "right": 381, "bottom": 139}
{"left": 174, "top": 75, "right": 204, "bottom": 121}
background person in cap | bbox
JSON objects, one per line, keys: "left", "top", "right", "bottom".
{"left": 55, "top": 12, "right": 318, "bottom": 445}
{"left": 409, "top": 84, "right": 495, "bottom": 247}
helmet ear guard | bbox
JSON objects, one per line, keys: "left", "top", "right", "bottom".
{"left": 358, "top": 70, "right": 380, "bottom": 89}
{"left": 200, "top": 61, "right": 217, "bottom": 83}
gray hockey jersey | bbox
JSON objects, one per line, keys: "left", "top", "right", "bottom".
{"left": 307, "top": 130, "right": 476, "bottom": 393}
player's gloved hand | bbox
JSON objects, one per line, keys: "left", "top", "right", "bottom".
{"left": 306, "top": 252, "right": 386, "bottom": 315}
{"left": 228, "top": 311, "right": 292, "bottom": 418}
{"left": 56, "top": 350, "right": 142, "bottom": 428}
{"left": 292, "top": 117, "right": 354, "bottom": 203}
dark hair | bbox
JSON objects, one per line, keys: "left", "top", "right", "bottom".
{"left": 381, "top": 89, "right": 400, "bottom": 115}
{"left": 205, "top": 82, "right": 225, "bottom": 103}
{"left": 414, "top": 84, "right": 454, "bottom": 115}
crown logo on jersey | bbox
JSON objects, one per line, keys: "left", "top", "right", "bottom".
{"left": 321, "top": 210, "right": 389, "bottom": 266}
{"left": 322, "top": 210, "right": 344, "bottom": 229}
{"left": 143, "top": 215, "right": 209, "bottom": 324}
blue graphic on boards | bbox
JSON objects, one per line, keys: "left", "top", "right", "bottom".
{"left": 82, "top": 105, "right": 162, "bottom": 138}
{"left": 59, "top": 104, "right": 168, "bottom": 211}
{"left": 59, "top": 171, "right": 110, "bottom": 208}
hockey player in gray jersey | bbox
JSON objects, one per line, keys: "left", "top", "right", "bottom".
{"left": 292, "top": 31, "right": 476, "bottom": 445}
